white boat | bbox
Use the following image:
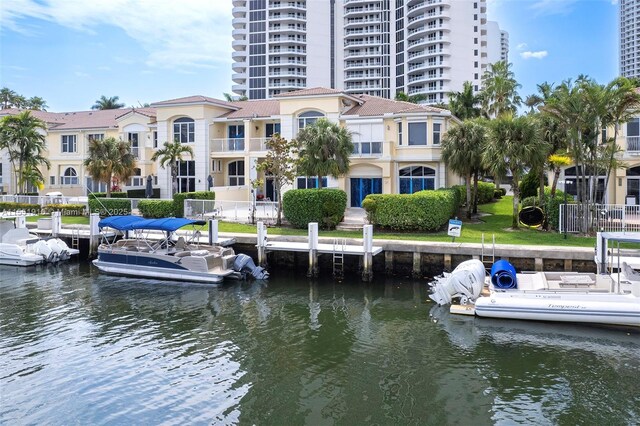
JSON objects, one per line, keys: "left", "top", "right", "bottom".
{"left": 93, "top": 216, "right": 269, "bottom": 285}
{"left": 0, "top": 218, "right": 80, "bottom": 266}
{"left": 429, "top": 232, "right": 640, "bottom": 328}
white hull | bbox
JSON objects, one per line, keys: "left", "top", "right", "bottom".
{"left": 474, "top": 292, "right": 640, "bottom": 327}
{"left": 0, "top": 243, "right": 44, "bottom": 266}
{"left": 0, "top": 256, "right": 43, "bottom": 266}
{"left": 92, "top": 259, "right": 230, "bottom": 284}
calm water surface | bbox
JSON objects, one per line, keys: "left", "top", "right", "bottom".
{"left": 1, "top": 263, "right": 639, "bottom": 425}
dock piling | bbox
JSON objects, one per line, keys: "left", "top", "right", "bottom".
{"left": 89, "top": 213, "right": 100, "bottom": 256}
{"left": 362, "top": 224, "right": 373, "bottom": 282}
{"left": 208, "top": 219, "right": 219, "bottom": 245}
{"left": 308, "top": 222, "right": 318, "bottom": 278}
{"left": 51, "top": 211, "right": 62, "bottom": 237}
{"left": 257, "top": 221, "right": 268, "bottom": 267}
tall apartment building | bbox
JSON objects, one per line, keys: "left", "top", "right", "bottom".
{"left": 620, "top": 0, "right": 640, "bottom": 79}
{"left": 231, "top": 0, "right": 508, "bottom": 104}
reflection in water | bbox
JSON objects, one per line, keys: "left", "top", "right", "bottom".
{"left": 0, "top": 264, "right": 638, "bottom": 425}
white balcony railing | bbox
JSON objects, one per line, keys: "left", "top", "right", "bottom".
{"left": 210, "top": 138, "right": 246, "bottom": 153}
{"left": 627, "top": 136, "right": 640, "bottom": 152}
{"left": 249, "top": 138, "right": 270, "bottom": 151}
{"left": 352, "top": 141, "right": 383, "bottom": 157}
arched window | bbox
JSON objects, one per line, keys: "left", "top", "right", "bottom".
{"left": 298, "top": 111, "right": 324, "bottom": 130}
{"left": 62, "top": 167, "right": 78, "bottom": 185}
{"left": 399, "top": 166, "right": 435, "bottom": 194}
{"left": 228, "top": 160, "right": 245, "bottom": 186}
{"left": 173, "top": 117, "right": 195, "bottom": 143}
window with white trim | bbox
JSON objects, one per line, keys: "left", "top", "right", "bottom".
{"left": 399, "top": 166, "right": 435, "bottom": 194}
{"left": 176, "top": 160, "right": 196, "bottom": 193}
{"left": 129, "top": 168, "right": 143, "bottom": 187}
{"left": 228, "top": 160, "right": 245, "bottom": 186}
{"left": 408, "top": 122, "right": 427, "bottom": 145}
{"left": 397, "top": 122, "right": 403, "bottom": 145}
{"left": 298, "top": 111, "right": 324, "bottom": 130}
{"left": 61, "top": 167, "right": 79, "bottom": 185}
{"left": 62, "top": 135, "right": 77, "bottom": 153}
{"left": 153, "top": 131, "right": 158, "bottom": 148}
{"left": 50, "top": 176, "right": 55, "bottom": 185}
{"left": 174, "top": 117, "right": 195, "bottom": 143}
{"left": 433, "top": 122, "right": 442, "bottom": 145}
{"left": 128, "top": 133, "right": 139, "bottom": 159}
{"left": 87, "top": 133, "right": 104, "bottom": 141}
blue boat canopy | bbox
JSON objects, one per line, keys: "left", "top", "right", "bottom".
{"left": 99, "top": 216, "right": 206, "bottom": 232}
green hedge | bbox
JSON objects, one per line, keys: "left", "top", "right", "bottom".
{"left": 451, "top": 182, "right": 495, "bottom": 206}
{"left": 42, "top": 203, "right": 86, "bottom": 216}
{"left": 88, "top": 198, "right": 131, "bottom": 217}
{"left": 0, "top": 202, "right": 41, "bottom": 213}
{"left": 88, "top": 192, "right": 128, "bottom": 199}
{"left": 138, "top": 200, "right": 176, "bottom": 218}
{"left": 173, "top": 191, "right": 215, "bottom": 218}
{"left": 127, "top": 188, "right": 160, "bottom": 199}
{"left": 283, "top": 189, "right": 347, "bottom": 230}
{"left": 449, "top": 185, "right": 466, "bottom": 209}
{"left": 362, "top": 189, "right": 458, "bottom": 231}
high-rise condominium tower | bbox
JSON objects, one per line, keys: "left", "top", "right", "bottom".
{"left": 620, "top": 0, "right": 640, "bottom": 79}
{"left": 231, "top": 0, "right": 508, "bottom": 103}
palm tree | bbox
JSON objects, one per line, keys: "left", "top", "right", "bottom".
{"left": 441, "top": 119, "right": 487, "bottom": 219}
{"left": 150, "top": 140, "right": 194, "bottom": 196}
{"left": 481, "top": 61, "right": 522, "bottom": 118}
{"left": 27, "top": 96, "right": 48, "bottom": 111}
{"left": 448, "top": 81, "right": 482, "bottom": 120}
{"left": 0, "top": 111, "right": 51, "bottom": 194}
{"left": 395, "top": 91, "right": 428, "bottom": 104}
{"left": 0, "top": 87, "right": 17, "bottom": 109}
{"left": 483, "top": 114, "right": 547, "bottom": 229}
{"left": 83, "top": 137, "right": 137, "bottom": 198}
{"left": 91, "top": 95, "right": 125, "bottom": 110}
{"left": 223, "top": 92, "right": 248, "bottom": 102}
{"left": 295, "top": 118, "right": 353, "bottom": 188}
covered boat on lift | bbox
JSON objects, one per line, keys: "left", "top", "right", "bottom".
{"left": 93, "top": 216, "right": 268, "bottom": 284}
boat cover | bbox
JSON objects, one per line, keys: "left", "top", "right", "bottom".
{"left": 99, "top": 216, "right": 206, "bottom": 232}
{"left": 490, "top": 259, "right": 517, "bottom": 289}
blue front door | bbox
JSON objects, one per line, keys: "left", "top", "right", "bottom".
{"left": 350, "top": 178, "right": 382, "bottom": 207}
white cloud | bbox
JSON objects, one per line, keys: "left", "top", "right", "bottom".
{"left": 520, "top": 50, "right": 548, "bottom": 59}
{"left": 74, "top": 71, "right": 90, "bottom": 77}
{"left": 0, "top": 0, "right": 233, "bottom": 70}
{"left": 529, "top": 0, "right": 579, "bottom": 16}
{"left": 516, "top": 43, "right": 528, "bottom": 51}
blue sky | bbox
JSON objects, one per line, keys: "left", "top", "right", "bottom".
{"left": 0, "top": 0, "right": 619, "bottom": 112}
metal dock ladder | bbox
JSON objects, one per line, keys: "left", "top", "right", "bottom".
{"left": 71, "top": 226, "right": 80, "bottom": 250}
{"left": 332, "top": 238, "right": 346, "bottom": 278}
{"left": 481, "top": 233, "right": 495, "bottom": 271}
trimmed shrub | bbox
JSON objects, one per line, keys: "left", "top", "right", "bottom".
{"left": 138, "top": 200, "right": 176, "bottom": 218}
{"left": 88, "top": 198, "right": 131, "bottom": 217}
{"left": 449, "top": 185, "right": 466, "bottom": 208}
{"left": 497, "top": 187, "right": 507, "bottom": 197}
{"left": 42, "top": 203, "right": 86, "bottom": 216}
{"left": 0, "top": 202, "right": 40, "bottom": 214}
{"left": 173, "top": 191, "right": 215, "bottom": 218}
{"left": 127, "top": 188, "right": 160, "bottom": 199}
{"left": 519, "top": 171, "right": 548, "bottom": 200}
{"left": 494, "top": 189, "right": 503, "bottom": 199}
{"left": 363, "top": 189, "right": 458, "bottom": 231}
{"left": 476, "top": 181, "right": 496, "bottom": 204}
{"left": 283, "top": 189, "right": 347, "bottom": 230}
{"left": 88, "top": 192, "right": 128, "bottom": 199}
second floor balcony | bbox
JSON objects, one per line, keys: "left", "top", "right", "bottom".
{"left": 211, "top": 138, "right": 246, "bottom": 153}
{"left": 627, "top": 136, "right": 640, "bottom": 152}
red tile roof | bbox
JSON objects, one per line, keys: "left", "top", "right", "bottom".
{"left": 220, "top": 100, "right": 280, "bottom": 119}
{"left": 0, "top": 107, "right": 157, "bottom": 130}
{"left": 273, "top": 87, "right": 347, "bottom": 98}
{"left": 150, "top": 95, "right": 238, "bottom": 109}
{"left": 343, "top": 94, "right": 449, "bottom": 116}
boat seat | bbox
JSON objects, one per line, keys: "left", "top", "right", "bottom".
{"left": 559, "top": 274, "right": 595, "bottom": 288}
{"left": 174, "top": 251, "right": 191, "bottom": 258}
{"left": 622, "top": 262, "right": 640, "bottom": 282}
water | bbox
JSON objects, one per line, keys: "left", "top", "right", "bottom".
{"left": 1, "top": 263, "right": 639, "bottom": 425}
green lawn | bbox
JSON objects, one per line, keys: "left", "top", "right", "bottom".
{"left": 23, "top": 197, "right": 597, "bottom": 247}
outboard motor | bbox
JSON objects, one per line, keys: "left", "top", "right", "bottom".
{"left": 232, "top": 254, "right": 270, "bottom": 280}
{"left": 32, "top": 240, "right": 54, "bottom": 262}
{"left": 429, "top": 259, "right": 486, "bottom": 305}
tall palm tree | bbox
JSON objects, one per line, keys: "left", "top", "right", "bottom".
{"left": 91, "top": 95, "right": 125, "bottom": 110}
{"left": 295, "top": 118, "right": 354, "bottom": 189}
{"left": 448, "top": 81, "right": 482, "bottom": 120}
{"left": 483, "top": 114, "right": 547, "bottom": 229}
{"left": 83, "top": 137, "right": 137, "bottom": 198}
{"left": 480, "top": 61, "right": 522, "bottom": 118}
{"left": 150, "top": 140, "right": 194, "bottom": 196}
{"left": 441, "top": 118, "right": 487, "bottom": 218}
{"left": 223, "top": 92, "right": 248, "bottom": 102}
{"left": 0, "top": 87, "right": 18, "bottom": 109}
{"left": 0, "top": 111, "right": 51, "bottom": 194}
{"left": 27, "top": 96, "right": 48, "bottom": 111}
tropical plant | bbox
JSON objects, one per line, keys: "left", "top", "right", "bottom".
{"left": 395, "top": 91, "right": 428, "bottom": 104}
{"left": 483, "top": 114, "right": 547, "bottom": 229}
{"left": 26, "top": 97, "right": 48, "bottom": 111}
{"left": 480, "top": 61, "right": 522, "bottom": 118}
{"left": 296, "top": 118, "right": 354, "bottom": 188}
{"left": 0, "top": 111, "right": 51, "bottom": 194}
{"left": 91, "top": 95, "right": 125, "bottom": 110}
{"left": 223, "top": 92, "right": 248, "bottom": 102}
{"left": 150, "top": 140, "right": 194, "bottom": 197}
{"left": 448, "top": 81, "right": 482, "bottom": 120}
{"left": 256, "top": 133, "right": 299, "bottom": 225}
{"left": 83, "top": 137, "right": 137, "bottom": 198}
{"left": 441, "top": 118, "right": 487, "bottom": 218}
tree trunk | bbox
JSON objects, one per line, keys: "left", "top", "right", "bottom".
{"left": 106, "top": 173, "right": 112, "bottom": 198}
{"left": 550, "top": 166, "right": 561, "bottom": 197}
{"left": 275, "top": 182, "right": 283, "bottom": 226}
{"left": 472, "top": 171, "right": 479, "bottom": 214}
{"left": 512, "top": 178, "right": 520, "bottom": 229}
{"left": 465, "top": 173, "right": 472, "bottom": 219}
{"left": 317, "top": 176, "right": 323, "bottom": 189}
